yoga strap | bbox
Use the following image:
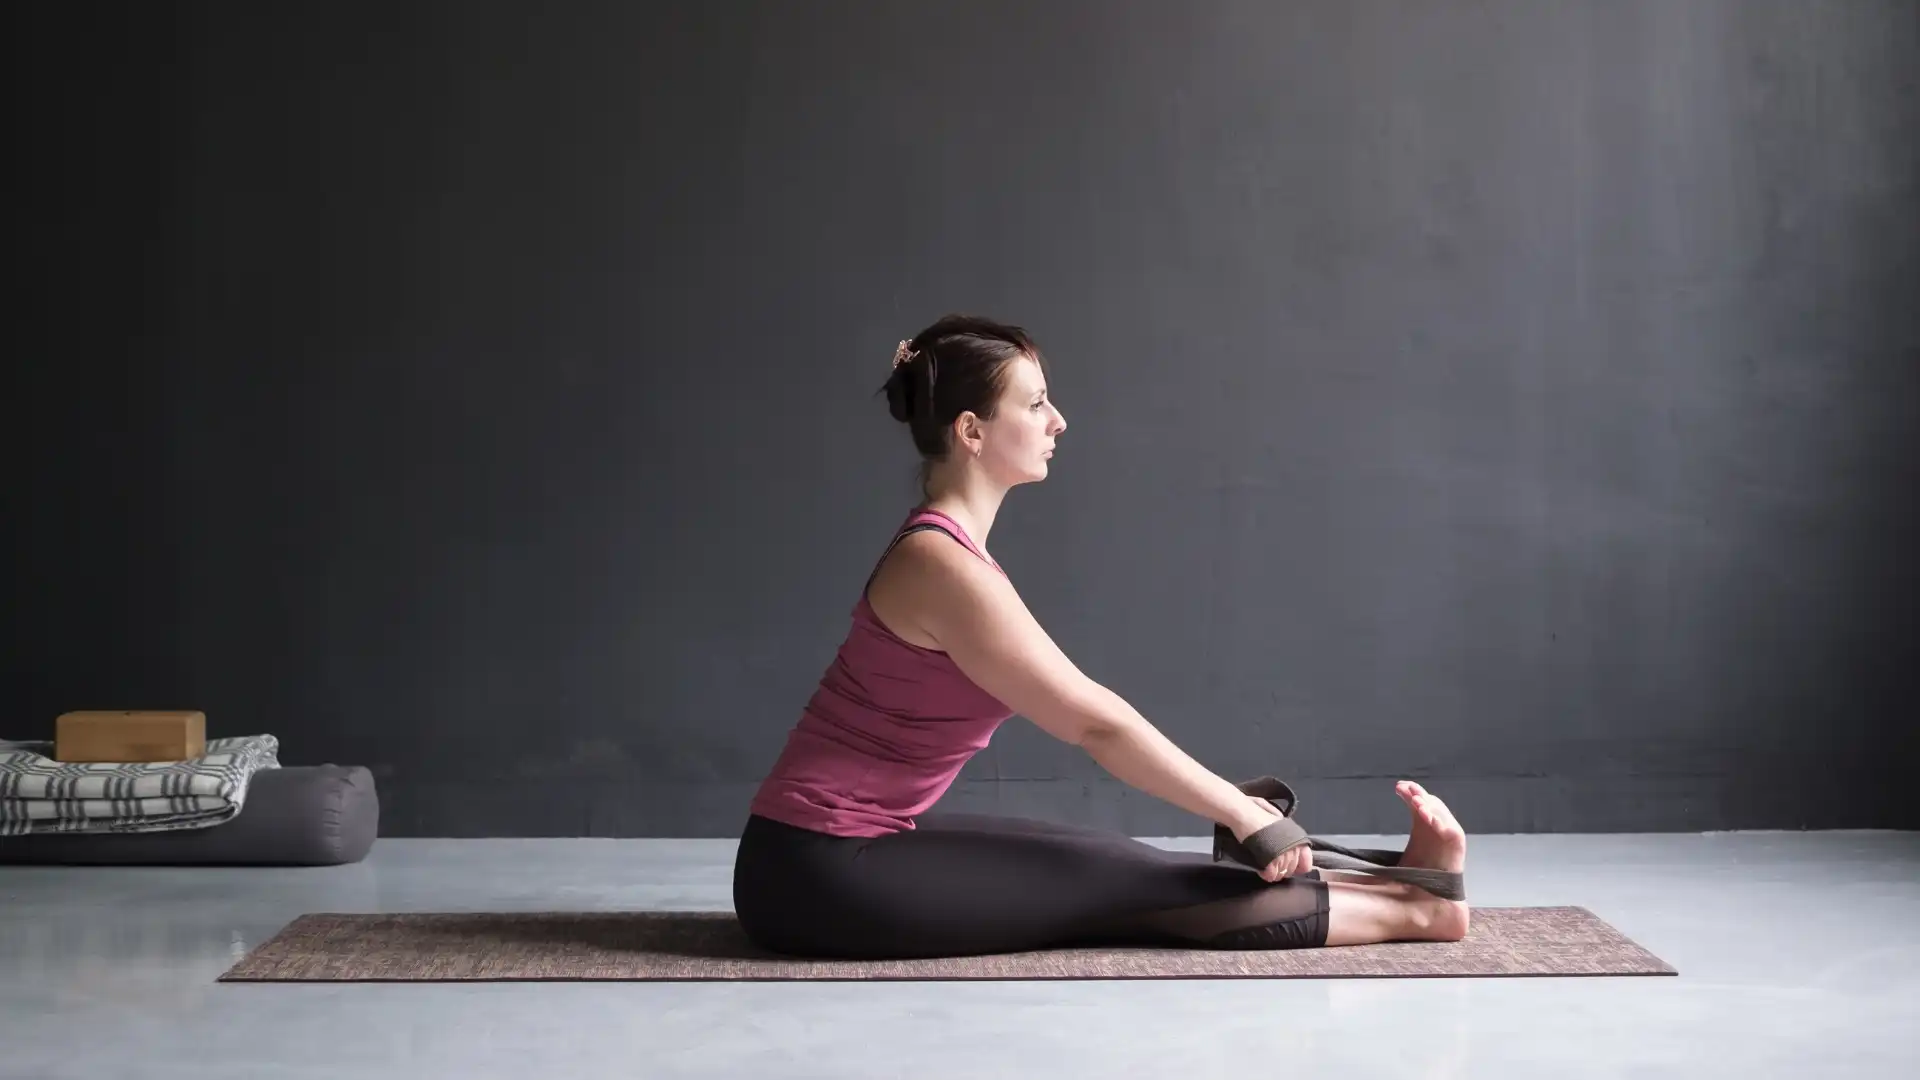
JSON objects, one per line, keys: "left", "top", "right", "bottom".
{"left": 1212, "top": 776, "right": 1468, "bottom": 902}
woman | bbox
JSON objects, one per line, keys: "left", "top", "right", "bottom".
{"left": 733, "top": 314, "right": 1469, "bottom": 959}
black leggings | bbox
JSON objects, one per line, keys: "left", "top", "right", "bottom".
{"left": 732, "top": 812, "right": 1330, "bottom": 959}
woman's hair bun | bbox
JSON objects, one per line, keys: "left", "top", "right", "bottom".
{"left": 884, "top": 364, "right": 916, "bottom": 422}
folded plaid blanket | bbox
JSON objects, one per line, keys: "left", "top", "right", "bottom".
{"left": 0, "top": 734, "right": 280, "bottom": 836}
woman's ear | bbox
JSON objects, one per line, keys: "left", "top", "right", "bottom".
{"left": 951, "top": 411, "right": 983, "bottom": 456}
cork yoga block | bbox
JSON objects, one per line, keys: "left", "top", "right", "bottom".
{"left": 54, "top": 710, "right": 208, "bottom": 763}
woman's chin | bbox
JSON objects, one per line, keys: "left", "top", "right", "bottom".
{"left": 1002, "top": 453, "right": 1054, "bottom": 486}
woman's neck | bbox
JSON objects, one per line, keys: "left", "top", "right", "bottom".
{"left": 921, "top": 480, "right": 1007, "bottom": 551}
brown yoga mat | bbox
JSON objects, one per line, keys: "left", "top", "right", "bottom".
{"left": 218, "top": 907, "right": 1674, "bottom": 981}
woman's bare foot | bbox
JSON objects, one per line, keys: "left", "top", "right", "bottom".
{"left": 1392, "top": 780, "right": 1470, "bottom": 940}
{"left": 1318, "top": 781, "right": 1474, "bottom": 946}
{"left": 1395, "top": 780, "right": 1466, "bottom": 873}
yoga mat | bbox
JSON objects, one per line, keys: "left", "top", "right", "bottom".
{"left": 219, "top": 907, "right": 1675, "bottom": 981}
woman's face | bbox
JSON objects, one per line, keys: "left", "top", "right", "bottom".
{"left": 971, "top": 354, "right": 1066, "bottom": 486}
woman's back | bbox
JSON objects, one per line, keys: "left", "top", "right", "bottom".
{"left": 745, "top": 508, "right": 1015, "bottom": 836}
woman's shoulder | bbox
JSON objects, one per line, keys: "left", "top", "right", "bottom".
{"left": 865, "top": 525, "right": 1008, "bottom": 648}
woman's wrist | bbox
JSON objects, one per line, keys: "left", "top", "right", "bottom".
{"left": 1227, "top": 794, "right": 1279, "bottom": 841}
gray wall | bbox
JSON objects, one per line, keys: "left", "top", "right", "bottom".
{"left": 8, "top": 1, "right": 1916, "bottom": 836}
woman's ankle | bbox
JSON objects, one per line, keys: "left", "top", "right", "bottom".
{"left": 1404, "top": 890, "right": 1471, "bottom": 941}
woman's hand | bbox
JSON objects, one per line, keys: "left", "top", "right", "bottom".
{"left": 1236, "top": 795, "right": 1314, "bottom": 882}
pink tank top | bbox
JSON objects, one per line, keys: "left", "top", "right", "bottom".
{"left": 746, "top": 508, "right": 1015, "bottom": 836}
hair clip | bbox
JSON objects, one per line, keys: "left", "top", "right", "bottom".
{"left": 892, "top": 340, "right": 916, "bottom": 369}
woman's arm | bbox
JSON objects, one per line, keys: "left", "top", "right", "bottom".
{"left": 893, "top": 535, "right": 1285, "bottom": 849}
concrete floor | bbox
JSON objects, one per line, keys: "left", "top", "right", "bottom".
{"left": 2, "top": 831, "right": 1916, "bottom": 1079}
